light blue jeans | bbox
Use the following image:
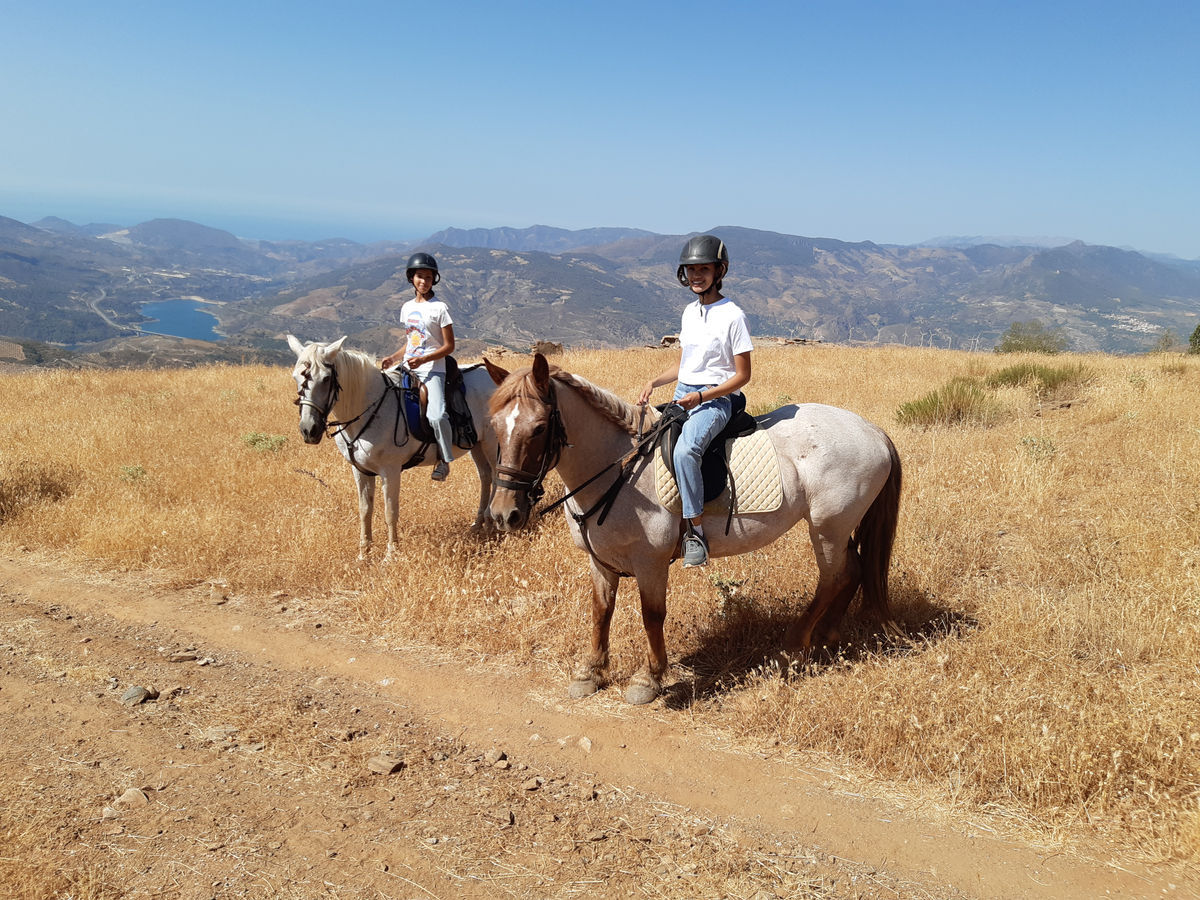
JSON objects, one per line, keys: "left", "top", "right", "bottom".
{"left": 672, "top": 382, "right": 733, "bottom": 520}
{"left": 416, "top": 369, "right": 455, "bottom": 463}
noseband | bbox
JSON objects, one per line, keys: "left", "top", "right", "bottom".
{"left": 492, "top": 384, "right": 568, "bottom": 507}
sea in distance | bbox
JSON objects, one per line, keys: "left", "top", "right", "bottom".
{"left": 139, "top": 299, "right": 223, "bottom": 341}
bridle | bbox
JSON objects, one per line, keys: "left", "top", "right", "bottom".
{"left": 492, "top": 380, "right": 687, "bottom": 576}
{"left": 294, "top": 359, "right": 411, "bottom": 476}
{"left": 491, "top": 383, "right": 569, "bottom": 508}
{"left": 293, "top": 361, "right": 342, "bottom": 431}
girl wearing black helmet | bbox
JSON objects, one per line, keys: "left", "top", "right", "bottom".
{"left": 637, "top": 235, "right": 753, "bottom": 567}
{"left": 382, "top": 252, "right": 457, "bottom": 481}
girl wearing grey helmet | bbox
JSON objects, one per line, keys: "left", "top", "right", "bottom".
{"left": 381, "top": 252, "right": 457, "bottom": 482}
{"left": 637, "top": 234, "right": 753, "bottom": 567}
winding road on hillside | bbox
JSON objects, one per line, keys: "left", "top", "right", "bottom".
{"left": 0, "top": 550, "right": 1192, "bottom": 899}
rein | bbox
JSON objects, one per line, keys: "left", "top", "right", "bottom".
{"left": 498, "top": 382, "right": 684, "bottom": 577}
{"left": 296, "top": 363, "right": 411, "bottom": 476}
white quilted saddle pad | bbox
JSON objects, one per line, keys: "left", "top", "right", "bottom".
{"left": 654, "top": 427, "right": 783, "bottom": 515}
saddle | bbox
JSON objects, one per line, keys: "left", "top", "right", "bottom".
{"left": 658, "top": 393, "right": 758, "bottom": 505}
{"left": 398, "top": 356, "right": 478, "bottom": 452}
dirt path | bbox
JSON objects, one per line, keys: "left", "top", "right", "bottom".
{"left": 0, "top": 549, "right": 1191, "bottom": 899}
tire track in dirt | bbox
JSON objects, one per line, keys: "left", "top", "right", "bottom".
{"left": 0, "top": 551, "right": 1189, "bottom": 899}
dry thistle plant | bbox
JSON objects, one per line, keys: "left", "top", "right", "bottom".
{"left": 1, "top": 346, "right": 1198, "bottom": 861}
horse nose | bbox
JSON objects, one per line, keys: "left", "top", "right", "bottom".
{"left": 489, "top": 504, "right": 524, "bottom": 532}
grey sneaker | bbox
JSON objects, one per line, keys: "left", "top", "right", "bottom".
{"left": 431, "top": 460, "right": 450, "bottom": 482}
{"left": 681, "top": 533, "right": 709, "bottom": 568}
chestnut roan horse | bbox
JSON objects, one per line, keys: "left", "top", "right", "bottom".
{"left": 485, "top": 353, "right": 903, "bottom": 705}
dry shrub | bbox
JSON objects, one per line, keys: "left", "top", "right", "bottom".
{"left": 2, "top": 347, "right": 1200, "bottom": 861}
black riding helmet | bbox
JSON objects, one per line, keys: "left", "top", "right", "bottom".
{"left": 676, "top": 235, "right": 729, "bottom": 289}
{"left": 405, "top": 251, "right": 441, "bottom": 285}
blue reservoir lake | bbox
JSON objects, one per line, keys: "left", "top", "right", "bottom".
{"left": 139, "top": 299, "right": 223, "bottom": 341}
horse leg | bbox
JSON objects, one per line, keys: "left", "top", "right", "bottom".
{"left": 783, "top": 526, "right": 859, "bottom": 655}
{"left": 353, "top": 469, "right": 376, "bottom": 561}
{"left": 569, "top": 560, "right": 619, "bottom": 698}
{"left": 468, "top": 444, "right": 493, "bottom": 533}
{"left": 380, "top": 471, "right": 402, "bottom": 563}
{"left": 812, "top": 545, "right": 861, "bottom": 646}
{"left": 626, "top": 567, "right": 670, "bottom": 705}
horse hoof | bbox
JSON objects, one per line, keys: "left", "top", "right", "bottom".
{"left": 624, "top": 678, "right": 660, "bottom": 706}
{"left": 568, "top": 678, "right": 600, "bottom": 699}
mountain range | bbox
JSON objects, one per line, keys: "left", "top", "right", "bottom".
{"left": 1, "top": 214, "right": 1198, "bottom": 367}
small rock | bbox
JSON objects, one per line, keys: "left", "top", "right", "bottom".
{"left": 578, "top": 736, "right": 593, "bottom": 753}
{"left": 483, "top": 748, "right": 506, "bottom": 765}
{"left": 120, "top": 686, "right": 158, "bottom": 707}
{"left": 118, "top": 788, "right": 149, "bottom": 806}
{"left": 167, "top": 652, "right": 199, "bottom": 663}
{"left": 368, "top": 753, "right": 405, "bottom": 775}
{"left": 522, "top": 778, "right": 540, "bottom": 791}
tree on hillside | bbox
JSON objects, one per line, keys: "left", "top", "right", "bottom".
{"left": 994, "top": 320, "right": 1069, "bottom": 354}
{"left": 1189, "top": 324, "right": 1200, "bottom": 355}
{"left": 1149, "top": 328, "right": 1182, "bottom": 354}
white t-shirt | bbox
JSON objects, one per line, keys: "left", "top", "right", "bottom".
{"left": 400, "top": 298, "right": 453, "bottom": 375}
{"left": 677, "top": 297, "right": 753, "bottom": 387}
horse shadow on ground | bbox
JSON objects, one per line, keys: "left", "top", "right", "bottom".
{"left": 660, "top": 578, "right": 978, "bottom": 710}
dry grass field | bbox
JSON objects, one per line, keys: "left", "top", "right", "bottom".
{"left": 2, "top": 343, "right": 1199, "bottom": 894}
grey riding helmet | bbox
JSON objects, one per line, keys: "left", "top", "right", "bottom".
{"left": 676, "top": 235, "right": 729, "bottom": 288}
{"left": 405, "top": 252, "right": 441, "bottom": 285}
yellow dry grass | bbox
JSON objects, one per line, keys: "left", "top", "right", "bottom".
{"left": 2, "top": 345, "right": 1198, "bottom": 863}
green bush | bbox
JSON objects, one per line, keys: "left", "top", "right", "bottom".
{"left": 994, "top": 320, "right": 1068, "bottom": 354}
{"left": 896, "top": 377, "right": 1003, "bottom": 427}
{"left": 986, "top": 362, "right": 1091, "bottom": 396}
{"left": 242, "top": 432, "right": 288, "bottom": 453}
{"left": 1189, "top": 324, "right": 1200, "bottom": 355}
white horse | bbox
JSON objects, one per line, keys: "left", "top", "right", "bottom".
{"left": 485, "top": 353, "right": 903, "bottom": 704}
{"left": 288, "top": 335, "right": 497, "bottom": 561}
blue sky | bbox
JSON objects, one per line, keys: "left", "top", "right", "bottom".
{"left": 2, "top": 1, "right": 1197, "bottom": 257}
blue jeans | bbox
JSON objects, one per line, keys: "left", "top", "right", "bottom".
{"left": 416, "top": 369, "right": 455, "bottom": 462}
{"left": 672, "top": 382, "right": 732, "bottom": 520}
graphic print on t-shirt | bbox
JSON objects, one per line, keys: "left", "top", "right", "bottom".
{"left": 404, "top": 310, "right": 428, "bottom": 360}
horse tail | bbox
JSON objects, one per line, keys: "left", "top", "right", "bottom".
{"left": 854, "top": 433, "right": 902, "bottom": 632}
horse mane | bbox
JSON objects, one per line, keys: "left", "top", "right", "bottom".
{"left": 491, "top": 363, "right": 659, "bottom": 435}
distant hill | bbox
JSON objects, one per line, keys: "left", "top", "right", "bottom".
{"left": 3, "top": 214, "right": 1199, "bottom": 364}
{"left": 426, "top": 224, "right": 655, "bottom": 253}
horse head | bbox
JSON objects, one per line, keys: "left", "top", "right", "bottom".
{"left": 485, "top": 353, "right": 564, "bottom": 532}
{"left": 288, "top": 334, "right": 347, "bottom": 444}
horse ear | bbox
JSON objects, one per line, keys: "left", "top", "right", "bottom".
{"left": 483, "top": 357, "right": 510, "bottom": 385}
{"left": 287, "top": 334, "right": 306, "bottom": 356}
{"left": 325, "top": 336, "right": 348, "bottom": 360}
{"left": 531, "top": 352, "right": 550, "bottom": 393}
